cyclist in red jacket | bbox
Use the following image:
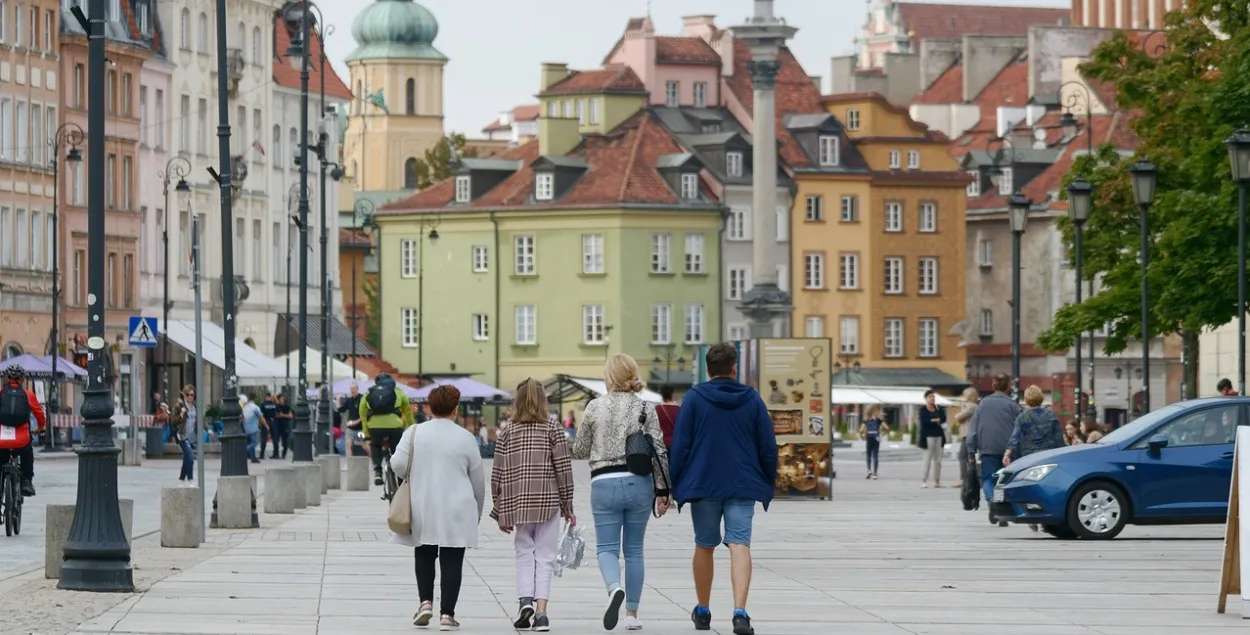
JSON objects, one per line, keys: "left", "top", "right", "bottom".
{"left": 0, "top": 365, "right": 46, "bottom": 496}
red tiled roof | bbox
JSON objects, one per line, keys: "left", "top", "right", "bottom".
{"left": 380, "top": 110, "right": 701, "bottom": 214}
{"left": 541, "top": 66, "right": 646, "bottom": 96}
{"left": 973, "top": 61, "right": 1029, "bottom": 118}
{"left": 273, "top": 20, "right": 353, "bottom": 101}
{"left": 896, "top": 2, "right": 1069, "bottom": 42}
{"left": 481, "top": 105, "right": 541, "bottom": 133}
{"left": 911, "top": 64, "right": 964, "bottom": 104}
{"left": 725, "top": 40, "right": 825, "bottom": 169}
{"left": 655, "top": 36, "right": 721, "bottom": 65}
{"left": 340, "top": 228, "right": 372, "bottom": 248}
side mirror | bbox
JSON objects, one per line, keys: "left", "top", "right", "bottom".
{"left": 1147, "top": 434, "right": 1169, "bottom": 455}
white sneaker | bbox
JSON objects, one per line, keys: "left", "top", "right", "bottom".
{"left": 624, "top": 616, "right": 643, "bottom": 630}
{"left": 921, "top": 482, "right": 928, "bottom": 488}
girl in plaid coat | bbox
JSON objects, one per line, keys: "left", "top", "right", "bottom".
{"left": 491, "top": 378, "right": 576, "bottom": 632}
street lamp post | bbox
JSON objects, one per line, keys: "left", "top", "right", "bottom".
{"left": 45, "top": 123, "right": 83, "bottom": 452}
{"left": 1066, "top": 178, "right": 1093, "bottom": 415}
{"left": 417, "top": 217, "right": 440, "bottom": 381}
{"left": 284, "top": 0, "right": 315, "bottom": 463}
{"left": 1128, "top": 159, "right": 1157, "bottom": 414}
{"left": 57, "top": 0, "right": 132, "bottom": 592}
{"left": 1008, "top": 193, "right": 1031, "bottom": 403}
{"left": 351, "top": 200, "right": 376, "bottom": 378}
{"left": 1224, "top": 128, "right": 1250, "bottom": 395}
{"left": 1059, "top": 83, "right": 1096, "bottom": 417}
{"left": 158, "top": 157, "right": 191, "bottom": 408}
{"left": 651, "top": 346, "right": 686, "bottom": 391}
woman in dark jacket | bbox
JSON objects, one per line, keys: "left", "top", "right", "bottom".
{"left": 1003, "top": 385, "right": 1065, "bottom": 531}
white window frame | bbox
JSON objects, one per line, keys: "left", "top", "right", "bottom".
{"left": 884, "top": 318, "right": 904, "bottom": 358}
{"left": 665, "top": 80, "right": 680, "bottom": 107}
{"left": 839, "top": 317, "right": 859, "bottom": 354}
{"left": 589, "top": 98, "right": 600, "bottom": 124}
{"left": 472, "top": 313, "right": 489, "bottom": 341}
{"left": 839, "top": 253, "right": 858, "bottom": 290}
{"left": 804, "top": 253, "right": 824, "bottom": 290}
{"left": 804, "top": 316, "right": 824, "bottom": 338}
{"left": 728, "top": 324, "right": 748, "bottom": 342}
{"left": 919, "top": 202, "right": 937, "bottom": 232}
{"left": 515, "top": 305, "right": 537, "bottom": 345}
{"left": 651, "top": 304, "right": 672, "bottom": 345}
{"left": 919, "top": 257, "right": 938, "bottom": 294}
{"left": 908, "top": 149, "right": 920, "bottom": 169}
{"left": 919, "top": 318, "right": 939, "bottom": 358}
{"left": 472, "top": 245, "right": 489, "bottom": 273}
{"left": 651, "top": 233, "right": 671, "bottom": 273}
{"left": 582, "top": 233, "right": 604, "bottom": 274}
{"left": 967, "top": 170, "right": 981, "bottom": 196}
{"left": 582, "top": 304, "right": 605, "bottom": 345}
{"left": 454, "top": 175, "right": 471, "bottom": 203}
{"left": 818, "top": 136, "right": 839, "bottom": 166}
{"left": 400, "top": 308, "right": 419, "bottom": 347}
{"left": 1000, "top": 167, "right": 1014, "bottom": 193}
{"left": 514, "top": 235, "right": 535, "bottom": 275}
{"left": 680, "top": 173, "right": 699, "bottom": 200}
{"left": 980, "top": 309, "right": 993, "bottom": 337}
{"left": 693, "top": 82, "right": 707, "bottom": 108}
{"left": 885, "top": 201, "right": 903, "bottom": 232}
{"left": 727, "top": 207, "right": 749, "bottom": 240}
{"left": 978, "top": 239, "right": 993, "bottom": 267}
{"left": 805, "top": 195, "right": 823, "bottom": 221}
{"left": 684, "top": 234, "right": 704, "bottom": 273}
{"left": 535, "top": 172, "right": 554, "bottom": 201}
{"left": 683, "top": 303, "right": 705, "bottom": 345}
{"left": 846, "top": 109, "right": 859, "bottom": 130}
{"left": 884, "top": 257, "right": 903, "bottom": 294}
{"left": 888, "top": 150, "right": 901, "bottom": 169}
{"left": 840, "top": 195, "right": 857, "bottom": 222}
{"left": 399, "top": 239, "right": 417, "bottom": 278}
{"left": 728, "top": 266, "right": 750, "bottom": 300}
{"left": 726, "top": 151, "right": 743, "bottom": 178}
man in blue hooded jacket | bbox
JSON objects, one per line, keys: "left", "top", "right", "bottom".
{"left": 670, "top": 342, "right": 777, "bottom": 635}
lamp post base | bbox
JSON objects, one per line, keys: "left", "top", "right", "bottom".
{"left": 57, "top": 417, "right": 134, "bottom": 592}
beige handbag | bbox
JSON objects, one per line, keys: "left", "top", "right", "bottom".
{"left": 386, "top": 431, "right": 416, "bottom": 534}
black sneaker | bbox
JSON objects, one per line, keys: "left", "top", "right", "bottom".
{"left": 532, "top": 613, "right": 550, "bottom": 632}
{"left": 374, "top": 473, "right": 384, "bottom": 486}
{"left": 513, "top": 598, "right": 535, "bottom": 629}
{"left": 732, "top": 613, "right": 754, "bottom": 635}
{"left": 603, "top": 587, "right": 625, "bottom": 630}
{"left": 987, "top": 509, "right": 997, "bottom": 525}
{"left": 691, "top": 606, "right": 711, "bottom": 630}
{"left": 20, "top": 479, "right": 35, "bottom": 497}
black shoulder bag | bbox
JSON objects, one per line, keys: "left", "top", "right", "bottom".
{"left": 623, "top": 399, "right": 671, "bottom": 517}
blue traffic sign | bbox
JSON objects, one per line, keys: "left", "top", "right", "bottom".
{"left": 128, "top": 316, "right": 159, "bottom": 348}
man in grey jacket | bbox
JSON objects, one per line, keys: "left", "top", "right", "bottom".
{"left": 965, "top": 373, "right": 1021, "bottom": 527}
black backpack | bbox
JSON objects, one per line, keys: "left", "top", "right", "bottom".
{"left": 0, "top": 384, "right": 31, "bottom": 427}
{"left": 365, "top": 384, "right": 399, "bottom": 418}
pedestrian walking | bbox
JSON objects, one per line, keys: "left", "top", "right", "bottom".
{"left": 490, "top": 378, "right": 576, "bottom": 632}
{"left": 1064, "top": 421, "right": 1082, "bottom": 445}
{"left": 1004, "top": 385, "right": 1066, "bottom": 532}
{"left": 390, "top": 384, "right": 486, "bottom": 631}
{"left": 259, "top": 393, "right": 277, "bottom": 459}
{"left": 655, "top": 385, "right": 679, "bottom": 449}
{"left": 954, "top": 387, "right": 980, "bottom": 487}
{"left": 571, "top": 354, "right": 671, "bottom": 632}
{"left": 562, "top": 409, "right": 577, "bottom": 440}
{"left": 669, "top": 343, "right": 777, "bottom": 635}
{"left": 171, "top": 384, "right": 197, "bottom": 483}
{"left": 918, "top": 389, "right": 947, "bottom": 488}
{"left": 241, "top": 394, "right": 263, "bottom": 463}
{"left": 859, "top": 406, "right": 887, "bottom": 479}
{"left": 272, "top": 393, "right": 293, "bottom": 459}
{"left": 965, "top": 374, "right": 1021, "bottom": 526}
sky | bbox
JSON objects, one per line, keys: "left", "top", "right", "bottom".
{"left": 318, "top": 0, "right": 1068, "bottom": 136}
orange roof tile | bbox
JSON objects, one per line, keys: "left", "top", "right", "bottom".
{"left": 725, "top": 40, "right": 825, "bottom": 169}
{"left": 896, "top": 2, "right": 1069, "bottom": 42}
{"left": 655, "top": 36, "right": 721, "bottom": 65}
{"left": 911, "top": 64, "right": 964, "bottom": 104}
{"left": 273, "top": 20, "right": 353, "bottom": 101}
{"left": 972, "top": 60, "right": 1029, "bottom": 120}
{"left": 340, "top": 228, "right": 372, "bottom": 248}
{"left": 541, "top": 66, "right": 646, "bottom": 96}
{"left": 481, "top": 105, "right": 540, "bottom": 133}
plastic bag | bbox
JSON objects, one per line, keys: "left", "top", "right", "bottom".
{"left": 553, "top": 521, "right": 587, "bottom": 577}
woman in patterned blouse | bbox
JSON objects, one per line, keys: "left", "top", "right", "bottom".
{"left": 491, "top": 378, "right": 575, "bottom": 632}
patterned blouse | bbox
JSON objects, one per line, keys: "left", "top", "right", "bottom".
{"left": 1006, "top": 407, "right": 1066, "bottom": 458}
{"left": 489, "top": 420, "right": 574, "bottom": 527}
{"left": 570, "top": 391, "right": 671, "bottom": 494}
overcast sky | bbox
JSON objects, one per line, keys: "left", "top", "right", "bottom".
{"left": 318, "top": 0, "right": 1067, "bottom": 136}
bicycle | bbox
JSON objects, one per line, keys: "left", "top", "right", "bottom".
{"left": 381, "top": 442, "right": 399, "bottom": 502}
{"left": 0, "top": 453, "right": 23, "bottom": 537}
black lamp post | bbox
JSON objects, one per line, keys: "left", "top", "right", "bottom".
{"left": 417, "top": 216, "right": 440, "bottom": 381}
{"left": 1059, "top": 82, "right": 1097, "bottom": 418}
{"left": 284, "top": 0, "right": 315, "bottom": 462}
{"left": 1225, "top": 128, "right": 1250, "bottom": 395}
{"left": 1008, "top": 193, "right": 1031, "bottom": 402}
{"left": 833, "top": 355, "right": 861, "bottom": 384}
{"left": 57, "top": 1, "right": 131, "bottom": 592}
{"left": 1066, "top": 177, "right": 1093, "bottom": 415}
{"left": 45, "top": 123, "right": 83, "bottom": 452}
{"left": 158, "top": 157, "right": 191, "bottom": 409}
{"left": 351, "top": 200, "right": 376, "bottom": 378}
{"left": 1129, "top": 159, "right": 1157, "bottom": 414}
{"left": 651, "top": 347, "right": 686, "bottom": 391}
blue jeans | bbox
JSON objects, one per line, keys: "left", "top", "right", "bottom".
{"left": 246, "top": 432, "right": 259, "bottom": 459}
{"left": 178, "top": 438, "right": 195, "bottom": 481}
{"left": 690, "top": 498, "right": 756, "bottom": 547}
{"left": 979, "top": 454, "right": 1004, "bottom": 504}
{"left": 590, "top": 474, "right": 653, "bottom": 611}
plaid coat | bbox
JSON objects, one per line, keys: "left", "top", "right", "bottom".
{"left": 489, "top": 420, "right": 574, "bottom": 527}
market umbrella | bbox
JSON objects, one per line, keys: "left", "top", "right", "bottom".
{"left": 411, "top": 377, "right": 513, "bottom": 405}
{"left": 0, "top": 353, "right": 87, "bottom": 382}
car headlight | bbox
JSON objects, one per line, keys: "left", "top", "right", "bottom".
{"left": 1014, "top": 464, "right": 1058, "bottom": 482}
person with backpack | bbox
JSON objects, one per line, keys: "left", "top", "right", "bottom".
{"left": 358, "top": 372, "right": 414, "bottom": 485}
{"left": 0, "top": 365, "right": 46, "bottom": 496}
{"left": 570, "top": 354, "right": 670, "bottom": 632}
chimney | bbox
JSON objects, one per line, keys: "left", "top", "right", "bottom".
{"left": 809, "top": 75, "right": 823, "bottom": 91}
{"left": 681, "top": 14, "right": 718, "bottom": 39}
{"left": 540, "top": 62, "right": 570, "bottom": 91}
{"left": 539, "top": 117, "right": 580, "bottom": 157}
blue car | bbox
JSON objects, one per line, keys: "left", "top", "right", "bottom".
{"left": 990, "top": 397, "right": 1244, "bottom": 539}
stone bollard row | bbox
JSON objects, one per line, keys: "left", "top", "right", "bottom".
{"left": 317, "top": 454, "right": 341, "bottom": 492}
{"left": 345, "top": 456, "right": 372, "bottom": 491}
{"left": 46, "top": 500, "right": 133, "bottom": 579}
{"left": 263, "top": 467, "right": 299, "bottom": 514}
{"left": 294, "top": 463, "right": 322, "bottom": 507}
{"left": 161, "top": 487, "right": 201, "bottom": 548}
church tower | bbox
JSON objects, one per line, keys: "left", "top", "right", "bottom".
{"left": 343, "top": 0, "right": 447, "bottom": 192}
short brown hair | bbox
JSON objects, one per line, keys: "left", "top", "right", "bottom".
{"left": 427, "top": 385, "right": 461, "bottom": 418}
{"left": 705, "top": 342, "right": 738, "bottom": 378}
{"left": 992, "top": 373, "right": 1010, "bottom": 393}
{"left": 511, "top": 378, "right": 549, "bottom": 423}
{"left": 1023, "top": 385, "right": 1044, "bottom": 407}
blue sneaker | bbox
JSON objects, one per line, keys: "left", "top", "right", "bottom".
{"left": 732, "top": 609, "right": 753, "bottom": 635}
{"left": 691, "top": 606, "right": 711, "bottom": 631}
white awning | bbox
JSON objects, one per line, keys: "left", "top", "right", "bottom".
{"left": 831, "top": 387, "right": 882, "bottom": 404}
{"left": 565, "top": 377, "right": 663, "bottom": 404}
{"left": 166, "top": 320, "right": 288, "bottom": 382}
{"left": 859, "top": 386, "right": 953, "bottom": 406}
{"left": 274, "top": 350, "right": 368, "bottom": 383}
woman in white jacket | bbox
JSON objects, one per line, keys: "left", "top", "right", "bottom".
{"left": 391, "top": 384, "right": 486, "bottom": 631}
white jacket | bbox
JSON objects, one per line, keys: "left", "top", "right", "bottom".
{"left": 389, "top": 418, "right": 486, "bottom": 548}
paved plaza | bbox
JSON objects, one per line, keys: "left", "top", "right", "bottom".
{"left": 2, "top": 453, "right": 1246, "bottom": 634}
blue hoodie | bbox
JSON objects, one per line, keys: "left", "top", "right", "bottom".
{"left": 669, "top": 378, "right": 778, "bottom": 509}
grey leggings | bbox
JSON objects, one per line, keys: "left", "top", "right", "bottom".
{"left": 922, "top": 437, "right": 944, "bottom": 484}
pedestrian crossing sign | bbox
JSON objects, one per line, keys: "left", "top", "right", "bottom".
{"left": 128, "top": 316, "right": 159, "bottom": 348}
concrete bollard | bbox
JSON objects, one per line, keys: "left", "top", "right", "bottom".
{"left": 317, "top": 455, "right": 341, "bottom": 491}
{"left": 215, "top": 476, "right": 254, "bottom": 529}
{"left": 295, "top": 463, "right": 322, "bottom": 506}
{"left": 345, "top": 456, "right": 372, "bottom": 491}
{"left": 263, "top": 467, "right": 298, "bottom": 514}
{"left": 161, "top": 487, "right": 201, "bottom": 548}
{"left": 46, "top": 499, "right": 133, "bottom": 579}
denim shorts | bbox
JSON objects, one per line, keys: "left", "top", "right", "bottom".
{"left": 690, "top": 498, "right": 756, "bottom": 548}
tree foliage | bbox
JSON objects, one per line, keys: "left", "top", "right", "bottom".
{"left": 409, "top": 133, "right": 478, "bottom": 190}
{"left": 1036, "top": 1, "right": 1250, "bottom": 354}
{"left": 362, "top": 273, "right": 381, "bottom": 350}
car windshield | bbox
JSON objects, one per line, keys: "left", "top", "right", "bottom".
{"left": 1095, "top": 404, "right": 1184, "bottom": 445}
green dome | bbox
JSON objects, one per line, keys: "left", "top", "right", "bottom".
{"left": 346, "top": 0, "right": 446, "bottom": 62}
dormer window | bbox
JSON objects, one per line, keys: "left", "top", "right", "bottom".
{"left": 966, "top": 170, "right": 980, "bottom": 197}
{"left": 680, "top": 174, "right": 699, "bottom": 200}
{"left": 455, "top": 176, "right": 471, "bottom": 203}
{"left": 888, "top": 150, "right": 901, "bottom": 169}
{"left": 535, "top": 173, "right": 554, "bottom": 201}
{"left": 726, "top": 152, "right": 743, "bottom": 178}
{"left": 700, "top": 123, "right": 721, "bottom": 133}
{"left": 818, "top": 136, "right": 839, "bottom": 166}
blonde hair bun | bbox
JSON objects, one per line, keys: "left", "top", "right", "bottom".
{"left": 604, "top": 354, "right": 646, "bottom": 393}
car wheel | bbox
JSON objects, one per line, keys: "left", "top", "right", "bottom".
{"left": 1041, "top": 524, "right": 1077, "bottom": 539}
{"left": 1066, "top": 481, "right": 1129, "bottom": 540}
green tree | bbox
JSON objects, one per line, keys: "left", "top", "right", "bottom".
{"left": 362, "top": 274, "right": 381, "bottom": 350}
{"left": 410, "top": 133, "right": 478, "bottom": 190}
{"left": 1037, "top": 1, "right": 1250, "bottom": 379}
